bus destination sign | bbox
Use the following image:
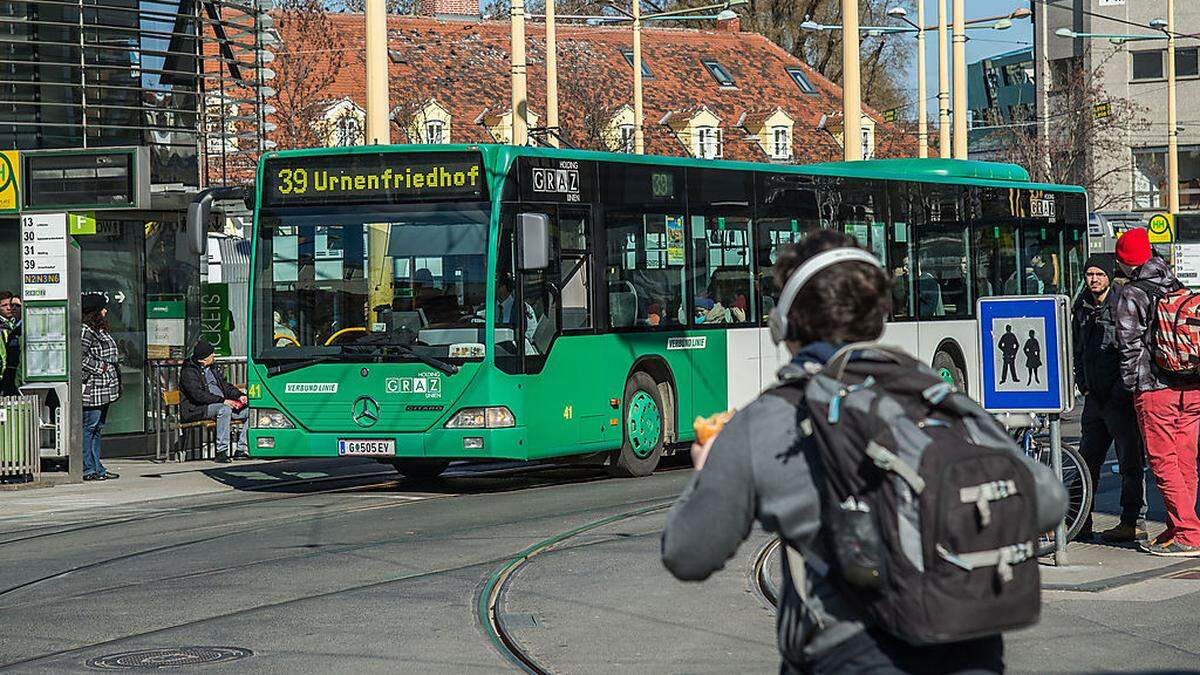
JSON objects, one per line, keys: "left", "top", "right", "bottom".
{"left": 263, "top": 152, "right": 486, "bottom": 207}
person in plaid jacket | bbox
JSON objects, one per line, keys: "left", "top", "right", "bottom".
{"left": 81, "top": 293, "right": 121, "bottom": 481}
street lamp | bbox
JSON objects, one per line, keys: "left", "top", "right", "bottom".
{"left": 888, "top": 5, "right": 928, "bottom": 158}
{"left": 1055, "top": 12, "right": 1180, "bottom": 213}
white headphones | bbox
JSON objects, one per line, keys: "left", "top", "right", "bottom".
{"left": 768, "top": 247, "right": 884, "bottom": 345}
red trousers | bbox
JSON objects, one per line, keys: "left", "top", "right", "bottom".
{"left": 1135, "top": 388, "right": 1200, "bottom": 547}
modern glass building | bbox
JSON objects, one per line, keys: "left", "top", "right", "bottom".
{"left": 0, "top": 0, "right": 270, "bottom": 450}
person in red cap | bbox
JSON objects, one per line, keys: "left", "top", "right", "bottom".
{"left": 1115, "top": 227, "right": 1200, "bottom": 556}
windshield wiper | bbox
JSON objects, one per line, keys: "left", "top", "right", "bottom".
{"left": 265, "top": 355, "right": 338, "bottom": 377}
{"left": 343, "top": 342, "right": 461, "bottom": 376}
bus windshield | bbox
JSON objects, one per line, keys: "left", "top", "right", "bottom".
{"left": 254, "top": 203, "right": 491, "bottom": 363}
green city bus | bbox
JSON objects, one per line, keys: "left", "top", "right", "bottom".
{"left": 246, "top": 145, "right": 1087, "bottom": 477}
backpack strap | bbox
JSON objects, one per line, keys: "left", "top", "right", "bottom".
{"left": 959, "top": 479, "right": 1019, "bottom": 528}
{"left": 936, "top": 541, "right": 1035, "bottom": 584}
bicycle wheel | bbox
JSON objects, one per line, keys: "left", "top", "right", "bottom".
{"left": 1032, "top": 442, "right": 1094, "bottom": 557}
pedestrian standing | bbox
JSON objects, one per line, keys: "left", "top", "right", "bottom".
{"left": 1023, "top": 329, "right": 1042, "bottom": 385}
{"left": 3, "top": 294, "right": 22, "bottom": 396}
{"left": 1072, "top": 253, "right": 1147, "bottom": 544}
{"left": 662, "top": 230, "right": 1065, "bottom": 674}
{"left": 1115, "top": 228, "right": 1200, "bottom": 556}
{"left": 0, "top": 291, "right": 14, "bottom": 395}
{"left": 80, "top": 293, "right": 121, "bottom": 481}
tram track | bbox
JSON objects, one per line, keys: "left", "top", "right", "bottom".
{"left": 751, "top": 537, "right": 782, "bottom": 609}
{"left": 479, "top": 499, "right": 676, "bottom": 674}
{"left": 0, "top": 488, "right": 684, "bottom": 671}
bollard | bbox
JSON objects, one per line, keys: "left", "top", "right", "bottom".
{"left": 1050, "top": 414, "right": 1068, "bottom": 566}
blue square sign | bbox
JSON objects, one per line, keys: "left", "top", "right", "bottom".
{"left": 977, "top": 295, "right": 1073, "bottom": 414}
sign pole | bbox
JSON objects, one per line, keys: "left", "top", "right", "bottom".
{"left": 1050, "top": 413, "right": 1067, "bottom": 566}
{"left": 66, "top": 241, "right": 82, "bottom": 483}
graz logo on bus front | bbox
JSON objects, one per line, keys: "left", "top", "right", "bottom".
{"left": 385, "top": 372, "right": 443, "bottom": 399}
{"left": 531, "top": 162, "right": 581, "bottom": 202}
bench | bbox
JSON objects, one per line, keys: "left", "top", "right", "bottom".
{"left": 158, "top": 390, "right": 246, "bottom": 462}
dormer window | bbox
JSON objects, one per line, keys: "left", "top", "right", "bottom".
{"left": 861, "top": 127, "right": 873, "bottom": 160}
{"left": 336, "top": 115, "right": 361, "bottom": 147}
{"left": 425, "top": 120, "right": 446, "bottom": 144}
{"left": 771, "top": 126, "right": 790, "bottom": 160}
{"left": 696, "top": 126, "right": 722, "bottom": 159}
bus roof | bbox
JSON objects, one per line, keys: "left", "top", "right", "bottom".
{"left": 261, "top": 144, "right": 1086, "bottom": 195}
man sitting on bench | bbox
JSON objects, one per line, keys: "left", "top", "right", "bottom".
{"left": 180, "top": 339, "right": 248, "bottom": 463}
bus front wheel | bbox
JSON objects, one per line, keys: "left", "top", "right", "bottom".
{"left": 389, "top": 459, "right": 451, "bottom": 480}
{"left": 932, "top": 349, "right": 966, "bottom": 392}
{"left": 608, "top": 372, "right": 666, "bottom": 478}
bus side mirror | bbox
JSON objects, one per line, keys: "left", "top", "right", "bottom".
{"left": 186, "top": 192, "right": 213, "bottom": 256}
{"left": 518, "top": 212, "right": 551, "bottom": 271}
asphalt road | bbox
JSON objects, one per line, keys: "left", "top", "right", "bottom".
{"left": 2, "top": 458, "right": 1199, "bottom": 674}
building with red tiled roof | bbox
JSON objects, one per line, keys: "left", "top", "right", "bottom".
{"left": 205, "top": 5, "right": 914, "bottom": 185}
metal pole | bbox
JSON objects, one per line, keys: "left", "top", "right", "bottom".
{"left": 936, "top": 0, "right": 950, "bottom": 158}
{"left": 841, "top": 0, "right": 863, "bottom": 161}
{"left": 546, "top": 0, "right": 560, "bottom": 147}
{"left": 365, "top": 0, "right": 393, "bottom": 327}
{"left": 365, "top": 0, "right": 390, "bottom": 144}
{"left": 632, "top": 0, "right": 645, "bottom": 155}
{"left": 951, "top": 0, "right": 967, "bottom": 159}
{"left": 1167, "top": 0, "right": 1180, "bottom": 213}
{"left": 67, "top": 241, "right": 82, "bottom": 483}
{"left": 511, "top": 0, "right": 529, "bottom": 146}
{"left": 1050, "top": 414, "right": 1068, "bottom": 566}
{"left": 917, "top": 0, "right": 928, "bottom": 158}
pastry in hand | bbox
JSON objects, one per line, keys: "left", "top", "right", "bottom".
{"left": 693, "top": 410, "right": 735, "bottom": 445}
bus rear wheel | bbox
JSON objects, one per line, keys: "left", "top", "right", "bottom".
{"left": 608, "top": 372, "right": 665, "bottom": 478}
{"left": 932, "top": 349, "right": 966, "bottom": 392}
{"left": 389, "top": 459, "right": 451, "bottom": 480}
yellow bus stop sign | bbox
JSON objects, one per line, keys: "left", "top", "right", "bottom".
{"left": 0, "top": 151, "right": 18, "bottom": 213}
{"left": 1148, "top": 213, "right": 1174, "bottom": 244}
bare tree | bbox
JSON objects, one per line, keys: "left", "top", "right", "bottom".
{"left": 658, "top": 0, "right": 914, "bottom": 112}
{"left": 998, "top": 51, "right": 1146, "bottom": 211}
{"left": 269, "top": 1, "right": 347, "bottom": 150}
{"left": 331, "top": 0, "right": 414, "bottom": 13}
{"left": 556, "top": 47, "right": 624, "bottom": 150}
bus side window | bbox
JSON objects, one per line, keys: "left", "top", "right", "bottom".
{"left": 687, "top": 168, "right": 754, "bottom": 326}
{"left": 604, "top": 213, "right": 684, "bottom": 329}
{"left": 887, "top": 220, "right": 915, "bottom": 319}
{"left": 558, "top": 209, "right": 592, "bottom": 331}
{"left": 753, "top": 172, "right": 821, "bottom": 322}
{"left": 915, "top": 185, "right": 969, "bottom": 320}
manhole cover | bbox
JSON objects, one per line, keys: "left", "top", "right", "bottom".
{"left": 86, "top": 647, "right": 253, "bottom": 670}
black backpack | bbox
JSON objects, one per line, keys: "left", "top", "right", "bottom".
{"left": 768, "top": 345, "right": 1054, "bottom": 646}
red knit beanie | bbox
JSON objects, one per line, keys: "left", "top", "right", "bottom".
{"left": 1116, "top": 227, "right": 1152, "bottom": 267}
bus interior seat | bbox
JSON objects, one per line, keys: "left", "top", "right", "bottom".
{"left": 561, "top": 307, "right": 588, "bottom": 330}
{"left": 609, "top": 292, "right": 637, "bottom": 328}
{"left": 531, "top": 313, "right": 557, "bottom": 354}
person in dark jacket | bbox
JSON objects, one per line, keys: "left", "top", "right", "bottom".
{"left": 661, "top": 231, "right": 1060, "bottom": 674}
{"left": 1073, "top": 253, "right": 1146, "bottom": 543}
{"left": 180, "top": 339, "right": 248, "bottom": 463}
{"left": 1115, "top": 228, "right": 1200, "bottom": 557}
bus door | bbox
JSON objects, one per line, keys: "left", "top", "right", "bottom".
{"left": 512, "top": 204, "right": 608, "bottom": 455}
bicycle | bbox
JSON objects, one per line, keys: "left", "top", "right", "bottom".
{"left": 1003, "top": 413, "right": 1094, "bottom": 557}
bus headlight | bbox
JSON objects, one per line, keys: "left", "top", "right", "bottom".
{"left": 253, "top": 408, "right": 296, "bottom": 430}
{"left": 445, "top": 407, "right": 515, "bottom": 429}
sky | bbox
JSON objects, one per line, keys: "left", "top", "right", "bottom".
{"left": 906, "top": 0, "right": 1034, "bottom": 113}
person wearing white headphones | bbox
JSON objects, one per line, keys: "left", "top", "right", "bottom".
{"left": 661, "top": 230, "right": 1005, "bottom": 674}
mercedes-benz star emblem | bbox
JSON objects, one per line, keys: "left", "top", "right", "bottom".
{"left": 351, "top": 396, "right": 380, "bottom": 428}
